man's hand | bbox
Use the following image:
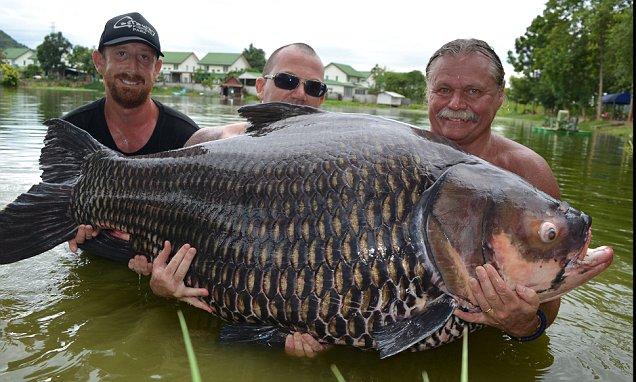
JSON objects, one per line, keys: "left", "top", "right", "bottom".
{"left": 454, "top": 263, "right": 543, "bottom": 338}
{"left": 129, "top": 255, "right": 153, "bottom": 276}
{"left": 68, "top": 225, "right": 130, "bottom": 252}
{"left": 68, "top": 224, "right": 100, "bottom": 252}
{"left": 284, "top": 332, "right": 331, "bottom": 358}
{"left": 149, "top": 241, "right": 213, "bottom": 313}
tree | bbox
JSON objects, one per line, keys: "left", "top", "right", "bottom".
{"left": 68, "top": 45, "right": 96, "bottom": 78}
{"left": 606, "top": 5, "right": 633, "bottom": 121}
{"left": 382, "top": 70, "right": 426, "bottom": 103}
{"left": 242, "top": 43, "right": 266, "bottom": 72}
{"left": 0, "top": 63, "right": 20, "bottom": 87}
{"left": 508, "top": 76, "right": 539, "bottom": 113}
{"left": 507, "top": 0, "right": 632, "bottom": 118}
{"left": 368, "top": 64, "right": 386, "bottom": 94}
{"left": 36, "top": 32, "right": 72, "bottom": 77}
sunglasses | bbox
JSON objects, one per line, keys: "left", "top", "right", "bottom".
{"left": 264, "top": 72, "right": 327, "bottom": 98}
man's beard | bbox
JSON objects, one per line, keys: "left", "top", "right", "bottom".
{"left": 107, "top": 73, "right": 152, "bottom": 109}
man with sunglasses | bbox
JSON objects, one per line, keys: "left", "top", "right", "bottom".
{"left": 119, "top": 43, "right": 331, "bottom": 357}
{"left": 182, "top": 43, "right": 328, "bottom": 144}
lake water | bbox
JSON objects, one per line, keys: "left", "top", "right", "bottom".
{"left": 0, "top": 88, "right": 632, "bottom": 381}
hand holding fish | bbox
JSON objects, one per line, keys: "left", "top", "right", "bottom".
{"left": 68, "top": 224, "right": 100, "bottom": 252}
{"left": 149, "top": 241, "right": 213, "bottom": 313}
{"left": 454, "top": 263, "right": 547, "bottom": 338}
{"left": 129, "top": 254, "right": 153, "bottom": 276}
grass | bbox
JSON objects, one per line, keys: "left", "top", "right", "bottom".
{"left": 177, "top": 310, "right": 202, "bottom": 382}
{"left": 461, "top": 326, "right": 469, "bottom": 382}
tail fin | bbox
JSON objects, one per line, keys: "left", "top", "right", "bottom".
{"left": 0, "top": 118, "right": 104, "bottom": 264}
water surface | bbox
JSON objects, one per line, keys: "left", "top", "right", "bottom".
{"left": 0, "top": 88, "right": 632, "bottom": 381}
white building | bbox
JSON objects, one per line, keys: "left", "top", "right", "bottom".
{"left": 324, "top": 62, "right": 371, "bottom": 100}
{"left": 198, "top": 53, "right": 250, "bottom": 74}
{"left": 160, "top": 52, "right": 199, "bottom": 83}
{"left": 238, "top": 71, "right": 261, "bottom": 95}
{"left": 2, "top": 48, "right": 36, "bottom": 67}
{"left": 377, "top": 91, "right": 405, "bottom": 106}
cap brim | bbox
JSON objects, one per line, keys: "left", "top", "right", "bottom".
{"left": 102, "top": 37, "right": 163, "bottom": 56}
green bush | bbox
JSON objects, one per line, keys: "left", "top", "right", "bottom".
{"left": 0, "top": 63, "right": 20, "bottom": 87}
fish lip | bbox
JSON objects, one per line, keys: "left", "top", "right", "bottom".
{"left": 564, "top": 228, "right": 591, "bottom": 269}
{"left": 564, "top": 229, "right": 613, "bottom": 274}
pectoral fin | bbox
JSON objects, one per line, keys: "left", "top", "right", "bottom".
{"left": 219, "top": 324, "right": 289, "bottom": 347}
{"left": 373, "top": 294, "right": 456, "bottom": 358}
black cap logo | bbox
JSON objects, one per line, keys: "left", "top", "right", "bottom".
{"left": 113, "top": 16, "right": 157, "bottom": 37}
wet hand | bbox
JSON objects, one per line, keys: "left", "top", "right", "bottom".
{"left": 453, "top": 263, "right": 540, "bottom": 338}
{"left": 128, "top": 255, "right": 153, "bottom": 276}
{"left": 149, "top": 241, "right": 213, "bottom": 313}
{"left": 284, "top": 332, "right": 331, "bottom": 358}
{"left": 68, "top": 224, "right": 100, "bottom": 252}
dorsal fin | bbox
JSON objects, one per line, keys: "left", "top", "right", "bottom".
{"left": 238, "top": 102, "right": 324, "bottom": 133}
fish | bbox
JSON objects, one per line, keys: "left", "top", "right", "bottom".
{"left": 0, "top": 102, "right": 614, "bottom": 358}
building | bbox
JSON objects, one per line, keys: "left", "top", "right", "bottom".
{"left": 160, "top": 52, "right": 199, "bottom": 83}
{"left": 238, "top": 71, "right": 261, "bottom": 95}
{"left": 324, "top": 62, "right": 371, "bottom": 100}
{"left": 377, "top": 91, "right": 405, "bottom": 106}
{"left": 2, "top": 48, "right": 37, "bottom": 68}
{"left": 220, "top": 77, "right": 243, "bottom": 99}
{"left": 198, "top": 53, "right": 250, "bottom": 74}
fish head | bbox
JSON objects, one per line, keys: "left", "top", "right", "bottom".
{"left": 424, "top": 162, "right": 613, "bottom": 308}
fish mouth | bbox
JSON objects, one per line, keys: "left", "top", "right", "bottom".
{"left": 564, "top": 228, "right": 592, "bottom": 271}
{"left": 562, "top": 228, "right": 613, "bottom": 278}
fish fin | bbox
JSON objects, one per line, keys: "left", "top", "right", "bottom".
{"left": 219, "top": 324, "right": 289, "bottom": 346}
{"left": 0, "top": 183, "right": 76, "bottom": 264}
{"left": 78, "top": 231, "right": 134, "bottom": 263}
{"left": 41, "top": 118, "right": 108, "bottom": 183}
{"left": 238, "top": 102, "right": 324, "bottom": 133}
{"left": 374, "top": 294, "right": 456, "bottom": 359}
{"left": 0, "top": 119, "right": 109, "bottom": 264}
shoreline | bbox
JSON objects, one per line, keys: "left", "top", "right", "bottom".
{"left": 5, "top": 84, "right": 632, "bottom": 139}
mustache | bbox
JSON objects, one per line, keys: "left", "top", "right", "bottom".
{"left": 437, "top": 107, "right": 478, "bottom": 122}
{"left": 115, "top": 73, "right": 145, "bottom": 84}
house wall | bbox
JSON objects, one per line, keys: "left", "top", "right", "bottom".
{"left": 324, "top": 65, "right": 347, "bottom": 82}
{"left": 180, "top": 55, "right": 200, "bottom": 74}
{"left": 377, "top": 93, "right": 402, "bottom": 106}
{"left": 161, "top": 55, "right": 199, "bottom": 83}
{"left": 11, "top": 52, "right": 36, "bottom": 67}
{"left": 229, "top": 56, "right": 250, "bottom": 72}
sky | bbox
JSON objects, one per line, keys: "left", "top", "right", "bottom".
{"left": 0, "top": 0, "right": 548, "bottom": 81}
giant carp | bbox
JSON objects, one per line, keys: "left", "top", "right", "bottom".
{"left": 0, "top": 102, "right": 613, "bottom": 357}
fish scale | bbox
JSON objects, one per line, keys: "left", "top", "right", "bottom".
{"left": 1, "top": 103, "right": 603, "bottom": 357}
{"left": 72, "top": 120, "right": 433, "bottom": 347}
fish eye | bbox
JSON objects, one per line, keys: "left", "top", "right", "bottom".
{"left": 539, "top": 222, "right": 558, "bottom": 243}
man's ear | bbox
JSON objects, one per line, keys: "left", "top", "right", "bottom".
{"left": 255, "top": 77, "right": 265, "bottom": 100}
{"left": 154, "top": 58, "right": 163, "bottom": 79}
{"left": 92, "top": 50, "right": 105, "bottom": 75}
{"left": 496, "top": 88, "right": 505, "bottom": 109}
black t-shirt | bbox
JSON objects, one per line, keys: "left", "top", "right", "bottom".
{"left": 62, "top": 97, "right": 199, "bottom": 155}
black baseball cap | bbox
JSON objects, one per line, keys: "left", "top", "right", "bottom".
{"left": 98, "top": 12, "right": 163, "bottom": 57}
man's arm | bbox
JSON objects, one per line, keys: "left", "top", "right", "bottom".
{"left": 184, "top": 122, "right": 247, "bottom": 147}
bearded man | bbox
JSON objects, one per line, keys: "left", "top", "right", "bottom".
{"left": 63, "top": 12, "right": 198, "bottom": 156}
